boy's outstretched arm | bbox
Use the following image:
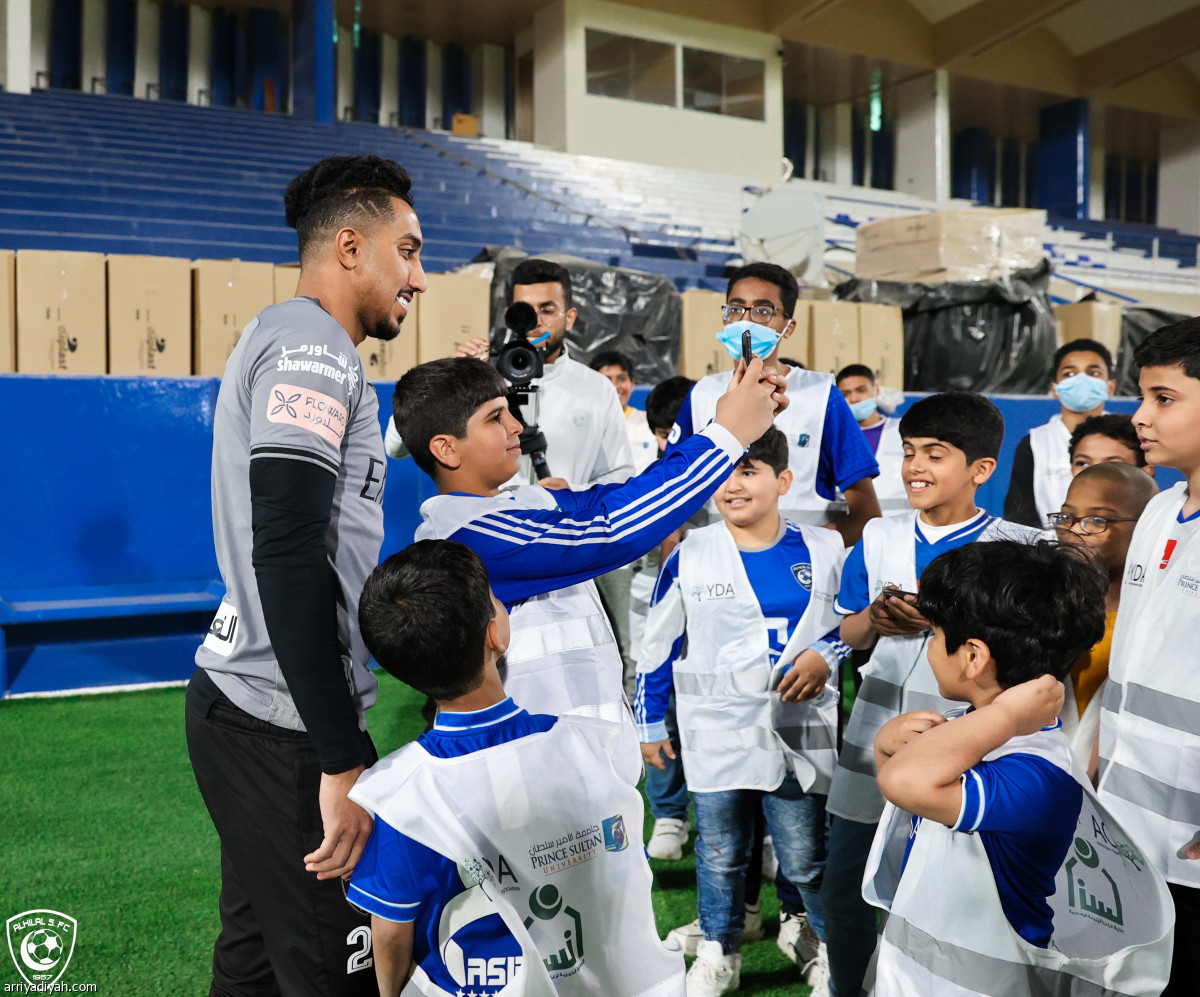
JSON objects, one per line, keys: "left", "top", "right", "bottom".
{"left": 875, "top": 675, "right": 1064, "bottom": 826}
{"left": 371, "top": 915, "right": 414, "bottom": 997}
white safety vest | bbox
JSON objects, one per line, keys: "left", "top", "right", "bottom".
{"left": 672, "top": 521, "right": 845, "bottom": 794}
{"left": 827, "top": 513, "right": 1040, "bottom": 824}
{"left": 872, "top": 418, "right": 910, "bottom": 519}
{"left": 417, "top": 489, "right": 624, "bottom": 721}
{"left": 1098, "top": 482, "right": 1200, "bottom": 889}
{"left": 863, "top": 727, "right": 1174, "bottom": 997}
{"left": 1028, "top": 415, "right": 1073, "bottom": 526}
{"left": 351, "top": 712, "right": 685, "bottom": 997}
{"left": 687, "top": 367, "right": 841, "bottom": 525}
{"left": 1060, "top": 676, "right": 1105, "bottom": 766}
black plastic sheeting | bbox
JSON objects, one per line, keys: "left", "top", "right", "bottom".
{"left": 834, "top": 261, "right": 1058, "bottom": 393}
{"left": 1114, "top": 307, "right": 1190, "bottom": 396}
{"left": 474, "top": 247, "right": 682, "bottom": 385}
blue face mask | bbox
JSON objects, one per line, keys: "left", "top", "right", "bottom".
{"left": 1055, "top": 372, "right": 1109, "bottom": 413}
{"left": 717, "top": 321, "right": 783, "bottom": 362}
{"left": 849, "top": 397, "right": 878, "bottom": 422}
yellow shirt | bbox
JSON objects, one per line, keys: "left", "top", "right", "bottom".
{"left": 1071, "top": 610, "right": 1117, "bottom": 717}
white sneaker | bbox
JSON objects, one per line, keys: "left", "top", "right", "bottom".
{"left": 646, "top": 817, "right": 688, "bottom": 860}
{"left": 685, "top": 940, "right": 741, "bottom": 997}
{"left": 668, "top": 902, "right": 763, "bottom": 956}
{"left": 777, "top": 911, "right": 820, "bottom": 968}
{"left": 804, "top": 941, "right": 831, "bottom": 997}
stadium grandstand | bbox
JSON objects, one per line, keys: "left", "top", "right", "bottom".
{"left": 2, "top": 1, "right": 1200, "bottom": 995}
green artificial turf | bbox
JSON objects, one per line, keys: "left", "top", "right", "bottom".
{"left": 0, "top": 675, "right": 818, "bottom": 995}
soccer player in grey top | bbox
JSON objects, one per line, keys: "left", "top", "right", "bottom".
{"left": 186, "top": 156, "right": 426, "bottom": 997}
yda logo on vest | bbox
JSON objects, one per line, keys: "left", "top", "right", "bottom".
{"left": 6, "top": 910, "right": 77, "bottom": 988}
{"left": 524, "top": 884, "right": 585, "bottom": 979}
{"left": 689, "top": 582, "right": 735, "bottom": 601}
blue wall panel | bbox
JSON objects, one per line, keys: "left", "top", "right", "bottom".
{"left": 1037, "top": 98, "right": 1089, "bottom": 219}
{"left": 249, "top": 7, "right": 282, "bottom": 111}
{"left": 1, "top": 377, "right": 1175, "bottom": 695}
{"left": 292, "top": 0, "right": 335, "bottom": 123}
{"left": 51, "top": 0, "right": 83, "bottom": 90}
{"left": 441, "top": 43, "right": 469, "bottom": 127}
{"left": 159, "top": 1, "right": 190, "bottom": 101}
{"left": 354, "top": 28, "right": 382, "bottom": 123}
{"left": 398, "top": 36, "right": 426, "bottom": 128}
{"left": 952, "top": 126, "right": 993, "bottom": 204}
{"left": 210, "top": 8, "right": 237, "bottom": 107}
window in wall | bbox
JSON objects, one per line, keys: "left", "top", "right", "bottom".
{"left": 585, "top": 29, "right": 675, "bottom": 107}
{"left": 682, "top": 48, "right": 764, "bottom": 120}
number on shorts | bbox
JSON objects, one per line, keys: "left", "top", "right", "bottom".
{"left": 346, "top": 925, "right": 373, "bottom": 974}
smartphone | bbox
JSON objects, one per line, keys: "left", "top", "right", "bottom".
{"left": 881, "top": 586, "right": 918, "bottom": 601}
{"left": 742, "top": 329, "right": 753, "bottom": 365}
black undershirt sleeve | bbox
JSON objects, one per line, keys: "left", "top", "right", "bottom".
{"left": 249, "top": 456, "right": 369, "bottom": 774}
{"left": 1003, "top": 435, "right": 1040, "bottom": 528}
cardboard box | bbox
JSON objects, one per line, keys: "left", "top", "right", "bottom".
{"left": 106, "top": 255, "right": 192, "bottom": 376}
{"left": 357, "top": 332, "right": 417, "bottom": 381}
{"left": 16, "top": 249, "right": 107, "bottom": 373}
{"left": 274, "top": 264, "right": 301, "bottom": 304}
{"left": 1054, "top": 301, "right": 1122, "bottom": 356}
{"left": 809, "top": 301, "right": 859, "bottom": 374}
{"left": 857, "top": 303, "right": 904, "bottom": 388}
{"left": 855, "top": 208, "right": 1046, "bottom": 283}
{"left": 193, "top": 260, "right": 276, "bottom": 376}
{"left": 0, "top": 250, "right": 14, "bottom": 372}
{"left": 678, "top": 289, "right": 725, "bottom": 379}
{"left": 416, "top": 273, "right": 491, "bottom": 362}
{"left": 452, "top": 113, "right": 479, "bottom": 137}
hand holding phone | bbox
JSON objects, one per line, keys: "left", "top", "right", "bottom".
{"left": 742, "top": 329, "right": 753, "bottom": 365}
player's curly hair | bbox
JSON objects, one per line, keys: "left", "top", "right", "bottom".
{"left": 917, "top": 539, "right": 1107, "bottom": 687}
{"left": 283, "top": 155, "right": 414, "bottom": 259}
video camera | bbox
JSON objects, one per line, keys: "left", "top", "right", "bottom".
{"left": 489, "top": 301, "right": 552, "bottom": 480}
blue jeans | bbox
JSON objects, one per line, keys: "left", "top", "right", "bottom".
{"left": 820, "top": 815, "right": 880, "bottom": 997}
{"left": 645, "top": 696, "right": 689, "bottom": 821}
{"left": 693, "top": 778, "right": 827, "bottom": 953}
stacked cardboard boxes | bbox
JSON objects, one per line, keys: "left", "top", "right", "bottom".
{"left": 192, "top": 260, "right": 276, "bottom": 376}
{"left": 16, "top": 250, "right": 107, "bottom": 374}
{"left": 1054, "top": 301, "right": 1122, "bottom": 356}
{"left": 855, "top": 208, "right": 1046, "bottom": 284}
{"left": 107, "top": 255, "right": 192, "bottom": 376}
{"left": 416, "top": 273, "right": 492, "bottom": 362}
{"left": 0, "top": 250, "right": 14, "bottom": 372}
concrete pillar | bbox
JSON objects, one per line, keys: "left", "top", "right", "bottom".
{"left": 817, "top": 102, "right": 853, "bottom": 186}
{"left": 471, "top": 42, "right": 505, "bottom": 138}
{"left": 531, "top": 0, "right": 565, "bottom": 151}
{"left": 133, "top": 0, "right": 159, "bottom": 98}
{"left": 335, "top": 25, "right": 352, "bottom": 119}
{"left": 379, "top": 32, "right": 399, "bottom": 127}
{"left": 894, "top": 69, "right": 951, "bottom": 203}
{"left": 1159, "top": 123, "right": 1200, "bottom": 236}
{"left": 803, "top": 103, "right": 816, "bottom": 180}
{"left": 1088, "top": 101, "right": 1106, "bottom": 220}
{"left": 2, "top": 0, "right": 32, "bottom": 92}
{"left": 187, "top": 3, "right": 210, "bottom": 104}
{"left": 81, "top": 0, "right": 106, "bottom": 93}
{"left": 424, "top": 39, "right": 442, "bottom": 129}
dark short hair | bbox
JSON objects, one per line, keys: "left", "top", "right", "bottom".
{"left": 1133, "top": 316, "right": 1200, "bottom": 382}
{"left": 741, "top": 425, "right": 788, "bottom": 475}
{"left": 836, "top": 363, "right": 876, "bottom": 385}
{"left": 898, "top": 391, "right": 1004, "bottom": 464}
{"left": 512, "top": 258, "right": 573, "bottom": 310}
{"left": 645, "top": 376, "right": 695, "bottom": 433}
{"left": 359, "top": 540, "right": 495, "bottom": 699}
{"left": 284, "top": 156, "right": 414, "bottom": 260}
{"left": 1068, "top": 413, "right": 1145, "bottom": 467}
{"left": 1054, "top": 338, "right": 1113, "bottom": 377}
{"left": 393, "top": 358, "right": 508, "bottom": 478}
{"left": 918, "top": 539, "right": 1107, "bottom": 687}
{"left": 590, "top": 351, "right": 633, "bottom": 378}
{"left": 725, "top": 262, "right": 798, "bottom": 320}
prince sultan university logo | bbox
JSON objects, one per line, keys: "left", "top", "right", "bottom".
{"left": 7, "top": 910, "right": 77, "bottom": 987}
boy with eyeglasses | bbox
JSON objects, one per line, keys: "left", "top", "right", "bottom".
{"left": 667, "top": 263, "right": 880, "bottom": 545}
{"left": 1050, "top": 462, "right": 1158, "bottom": 770}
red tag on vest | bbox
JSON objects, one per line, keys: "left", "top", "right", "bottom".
{"left": 1160, "top": 539, "right": 1178, "bottom": 570}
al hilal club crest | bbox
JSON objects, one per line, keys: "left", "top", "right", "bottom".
{"left": 791, "top": 562, "right": 813, "bottom": 590}
{"left": 7, "top": 910, "right": 77, "bottom": 987}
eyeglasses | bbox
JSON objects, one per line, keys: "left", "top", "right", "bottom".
{"left": 534, "top": 304, "right": 564, "bottom": 318}
{"left": 1047, "top": 513, "right": 1140, "bottom": 534}
{"left": 722, "top": 304, "right": 783, "bottom": 323}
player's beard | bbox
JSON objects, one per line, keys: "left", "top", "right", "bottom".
{"left": 367, "top": 313, "right": 403, "bottom": 342}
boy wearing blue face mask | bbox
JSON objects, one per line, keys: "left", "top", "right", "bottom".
{"left": 1004, "top": 338, "right": 1116, "bottom": 528}
{"left": 668, "top": 263, "right": 882, "bottom": 546}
